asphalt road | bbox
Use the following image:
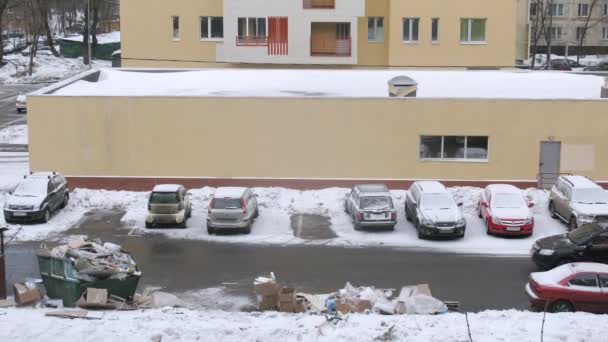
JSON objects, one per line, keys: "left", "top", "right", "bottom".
{"left": 0, "top": 84, "right": 46, "bottom": 128}
{"left": 4, "top": 210, "right": 537, "bottom": 312}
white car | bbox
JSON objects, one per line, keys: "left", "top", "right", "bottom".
{"left": 478, "top": 184, "right": 535, "bottom": 236}
{"left": 16, "top": 94, "right": 26, "bottom": 113}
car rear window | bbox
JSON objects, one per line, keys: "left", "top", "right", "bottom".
{"left": 150, "top": 192, "right": 179, "bottom": 204}
{"left": 213, "top": 198, "right": 242, "bottom": 209}
{"left": 361, "top": 196, "right": 392, "bottom": 210}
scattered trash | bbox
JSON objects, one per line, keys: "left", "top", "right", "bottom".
{"left": 0, "top": 297, "right": 16, "bottom": 308}
{"left": 45, "top": 309, "right": 104, "bottom": 320}
{"left": 254, "top": 273, "right": 279, "bottom": 311}
{"left": 42, "top": 298, "right": 64, "bottom": 309}
{"left": 75, "top": 288, "right": 136, "bottom": 310}
{"left": 13, "top": 282, "right": 41, "bottom": 306}
{"left": 134, "top": 287, "right": 183, "bottom": 309}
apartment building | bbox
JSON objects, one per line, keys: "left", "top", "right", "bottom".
{"left": 531, "top": 0, "right": 608, "bottom": 55}
{"left": 121, "top": 0, "right": 523, "bottom": 68}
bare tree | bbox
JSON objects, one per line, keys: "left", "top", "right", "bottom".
{"left": 0, "top": 0, "right": 13, "bottom": 64}
{"left": 529, "top": 1, "right": 549, "bottom": 69}
{"left": 575, "top": 0, "right": 599, "bottom": 64}
{"left": 23, "top": 0, "right": 44, "bottom": 75}
{"left": 542, "top": 0, "right": 556, "bottom": 69}
{"left": 36, "top": 0, "right": 60, "bottom": 56}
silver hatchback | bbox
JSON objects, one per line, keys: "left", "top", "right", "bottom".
{"left": 207, "top": 187, "right": 259, "bottom": 234}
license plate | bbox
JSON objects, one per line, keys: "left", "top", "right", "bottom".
{"left": 440, "top": 229, "right": 454, "bottom": 234}
{"left": 371, "top": 214, "right": 386, "bottom": 220}
{"left": 506, "top": 227, "right": 521, "bottom": 232}
{"left": 13, "top": 212, "right": 27, "bottom": 217}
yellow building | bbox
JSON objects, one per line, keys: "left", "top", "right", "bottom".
{"left": 27, "top": 68, "right": 608, "bottom": 190}
{"left": 121, "top": 0, "right": 526, "bottom": 68}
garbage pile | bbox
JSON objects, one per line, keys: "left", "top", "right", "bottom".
{"left": 254, "top": 273, "right": 456, "bottom": 315}
{"left": 44, "top": 238, "right": 139, "bottom": 282}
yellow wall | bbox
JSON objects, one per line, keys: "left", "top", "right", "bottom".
{"left": 387, "top": 0, "right": 517, "bottom": 67}
{"left": 358, "top": 0, "right": 389, "bottom": 66}
{"left": 515, "top": 0, "right": 529, "bottom": 60}
{"left": 121, "top": 0, "right": 223, "bottom": 66}
{"left": 28, "top": 95, "right": 608, "bottom": 182}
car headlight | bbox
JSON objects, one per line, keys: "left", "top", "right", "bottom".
{"left": 577, "top": 214, "right": 594, "bottom": 223}
{"left": 420, "top": 216, "right": 434, "bottom": 227}
{"left": 457, "top": 217, "right": 466, "bottom": 226}
{"left": 538, "top": 249, "right": 554, "bottom": 256}
{"left": 492, "top": 216, "right": 501, "bottom": 225}
{"left": 525, "top": 216, "right": 534, "bottom": 224}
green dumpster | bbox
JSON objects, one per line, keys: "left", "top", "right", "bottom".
{"left": 37, "top": 253, "right": 141, "bottom": 307}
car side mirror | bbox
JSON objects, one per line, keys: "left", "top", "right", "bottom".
{"left": 528, "top": 202, "right": 535, "bottom": 208}
{"left": 458, "top": 202, "right": 464, "bottom": 207}
{"left": 480, "top": 201, "right": 488, "bottom": 208}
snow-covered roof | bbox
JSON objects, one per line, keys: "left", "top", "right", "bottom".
{"left": 562, "top": 175, "right": 601, "bottom": 189}
{"left": 152, "top": 184, "right": 181, "bottom": 192}
{"left": 44, "top": 68, "right": 607, "bottom": 99}
{"left": 532, "top": 262, "right": 608, "bottom": 285}
{"left": 417, "top": 181, "right": 448, "bottom": 194}
{"left": 568, "top": 262, "right": 608, "bottom": 274}
{"left": 29, "top": 171, "right": 57, "bottom": 179}
{"left": 214, "top": 187, "right": 247, "bottom": 198}
{"left": 59, "top": 31, "right": 121, "bottom": 44}
{"left": 487, "top": 184, "right": 522, "bottom": 194}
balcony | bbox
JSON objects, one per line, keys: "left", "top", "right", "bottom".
{"left": 236, "top": 36, "right": 268, "bottom": 46}
{"left": 303, "top": 0, "right": 335, "bottom": 9}
{"left": 310, "top": 38, "right": 351, "bottom": 57}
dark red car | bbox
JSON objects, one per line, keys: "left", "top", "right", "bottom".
{"left": 526, "top": 262, "right": 608, "bottom": 313}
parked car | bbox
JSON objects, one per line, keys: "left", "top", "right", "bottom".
{"left": 145, "top": 184, "right": 191, "bottom": 228}
{"left": 531, "top": 222, "right": 608, "bottom": 269}
{"left": 548, "top": 175, "right": 608, "bottom": 231}
{"left": 583, "top": 61, "right": 608, "bottom": 71}
{"left": 16, "top": 94, "right": 26, "bottom": 113}
{"left": 3, "top": 172, "right": 69, "bottom": 223}
{"left": 478, "top": 184, "right": 534, "bottom": 236}
{"left": 207, "top": 187, "right": 258, "bottom": 234}
{"left": 344, "top": 184, "right": 397, "bottom": 231}
{"left": 535, "top": 59, "right": 575, "bottom": 71}
{"left": 525, "top": 262, "right": 608, "bottom": 313}
{"left": 405, "top": 181, "right": 466, "bottom": 239}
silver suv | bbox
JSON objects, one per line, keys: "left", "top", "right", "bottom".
{"left": 344, "top": 184, "right": 397, "bottom": 231}
{"left": 549, "top": 175, "right": 608, "bottom": 230}
{"left": 145, "top": 184, "right": 192, "bottom": 228}
{"left": 207, "top": 187, "right": 259, "bottom": 235}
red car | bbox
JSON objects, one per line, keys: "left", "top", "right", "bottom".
{"left": 478, "top": 184, "right": 534, "bottom": 236}
{"left": 526, "top": 262, "right": 608, "bottom": 313}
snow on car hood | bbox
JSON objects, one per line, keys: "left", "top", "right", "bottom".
{"left": 7, "top": 194, "right": 44, "bottom": 207}
{"left": 571, "top": 202, "right": 608, "bottom": 216}
{"left": 491, "top": 206, "right": 531, "bottom": 219}
{"left": 421, "top": 207, "right": 462, "bottom": 222}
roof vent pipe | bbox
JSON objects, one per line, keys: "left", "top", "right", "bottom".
{"left": 388, "top": 76, "right": 418, "bottom": 98}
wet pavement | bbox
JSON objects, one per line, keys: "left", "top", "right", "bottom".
{"left": 290, "top": 214, "right": 337, "bottom": 240}
{"left": 4, "top": 210, "right": 537, "bottom": 312}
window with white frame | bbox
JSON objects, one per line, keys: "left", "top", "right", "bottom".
{"left": 603, "top": 27, "right": 608, "bottom": 40}
{"left": 550, "top": 26, "right": 563, "bottom": 39}
{"left": 420, "top": 136, "right": 489, "bottom": 161}
{"left": 460, "top": 18, "right": 486, "bottom": 42}
{"left": 431, "top": 18, "right": 440, "bottom": 42}
{"left": 237, "top": 17, "right": 267, "bottom": 37}
{"left": 578, "top": 3, "right": 590, "bottom": 16}
{"left": 200, "top": 16, "right": 223, "bottom": 39}
{"left": 576, "top": 26, "right": 586, "bottom": 40}
{"left": 368, "top": 17, "right": 384, "bottom": 42}
{"left": 402, "top": 18, "right": 419, "bottom": 42}
{"left": 172, "top": 16, "right": 180, "bottom": 40}
{"left": 550, "top": 3, "right": 564, "bottom": 16}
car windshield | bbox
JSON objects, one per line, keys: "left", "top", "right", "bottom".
{"left": 149, "top": 192, "right": 179, "bottom": 204}
{"left": 568, "top": 224, "right": 603, "bottom": 244}
{"left": 213, "top": 198, "right": 242, "bottom": 209}
{"left": 492, "top": 193, "right": 526, "bottom": 209}
{"left": 361, "top": 196, "right": 392, "bottom": 210}
{"left": 13, "top": 178, "right": 47, "bottom": 197}
{"left": 572, "top": 188, "right": 608, "bottom": 204}
{"left": 420, "top": 193, "right": 455, "bottom": 210}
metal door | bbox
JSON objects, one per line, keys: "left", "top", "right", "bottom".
{"left": 539, "top": 141, "right": 561, "bottom": 189}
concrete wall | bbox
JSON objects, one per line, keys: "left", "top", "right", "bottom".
{"left": 28, "top": 94, "right": 608, "bottom": 190}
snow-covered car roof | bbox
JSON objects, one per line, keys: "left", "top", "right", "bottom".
{"left": 532, "top": 262, "right": 608, "bottom": 285}
{"left": 486, "top": 184, "right": 522, "bottom": 194}
{"left": 561, "top": 175, "right": 601, "bottom": 189}
{"left": 152, "top": 184, "right": 182, "bottom": 192}
{"left": 214, "top": 187, "right": 248, "bottom": 198}
{"left": 40, "top": 68, "right": 607, "bottom": 100}
{"left": 416, "top": 181, "right": 448, "bottom": 194}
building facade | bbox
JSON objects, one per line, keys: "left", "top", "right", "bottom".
{"left": 121, "top": 0, "right": 524, "bottom": 68}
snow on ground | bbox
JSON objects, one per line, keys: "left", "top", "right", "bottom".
{"left": 0, "top": 152, "right": 28, "bottom": 192}
{"left": 1, "top": 307, "right": 607, "bottom": 342}
{"left": 58, "top": 31, "right": 121, "bottom": 44}
{"left": 0, "top": 53, "right": 110, "bottom": 84}
{"left": 49, "top": 68, "right": 606, "bottom": 99}
{"left": 0, "top": 124, "right": 28, "bottom": 144}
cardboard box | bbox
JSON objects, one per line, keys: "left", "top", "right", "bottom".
{"left": 254, "top": 281, "right": 278, "bottom": 296}
{"left": 294, "top": 299, "right": 307, "bottom": 313}
{"left": 335, "top": 298, "right": 371, "bottom": 314}
{"left": 278, "top": 287, "right": 296, "bottom": 303}
{"left": 13, "top": 283, "right": 41, "bottom": 306}
{"left": 278, "top": 301, "right": 295, "bottom": 313}
{"left": 258, "top": 294, "right": 278, "bottom": 311}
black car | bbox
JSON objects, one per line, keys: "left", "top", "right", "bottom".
{"left": 531, "top": 223, "right": 608, "bottom": 270}
{"left": 583, "top": 62, "right": 608, "bottom": 71}
{"left": 3, "top": 172, "right": 69, "bottom": 223}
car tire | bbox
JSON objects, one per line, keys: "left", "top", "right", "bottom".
{"left": 42, "top": 209, "right": 51, "bottom": 223}
{"left": 145, "top": 222, "right": 152, "bottom": 229}
{"left": 187, "top": 207, "right": 192, "bottom": 218}
{"left": 486, "top": 218, "right": 492, "bottom": 236}
{"left": 478, "top": 204, "right": 483, "bottom": 219}
{"left": 254, "top": 208, "right": 259, "bottom": 219}
{"left": 416, "top": 220, "right": 423, "bottom": 239}
{"left": 405, "top": 205, "right": 411, "bottom": 222}
{"left": 60, "top": 194, "right": 69, "bottom": 209}
{"left": 569, "top": 217, "right": 577, "bottom": 231}
{"left": 549, "top": 202, "right": 557, "bottom": 219}
{"left": 207, "top": 226, "right": 215, "bottom": 235}
{"left": 178, "top": 220, "right": 187, "bottom": 229}
{"left": 243, "top": 225, "right": 252, "bottom": 234}
{"left": 550, "top": 300, "right": 574, "bottom": 313}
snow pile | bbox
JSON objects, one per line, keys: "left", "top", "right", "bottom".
{"left": 0, "top": 54, "right": 110, "bottom": 84}
{"left": 0, "top": 153, "right": 28, "bottom": 192}
{"left": 50, "top": 68, "right": 606, "bottom": 99}
{"left": 0, "top": 308, "right": 606, "bottom": 342}
{"left": 0, "top": 125, "right": 28, "bottom": 144}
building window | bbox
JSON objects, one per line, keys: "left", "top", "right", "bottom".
{"left": 431, "top": 18, "right": 439, "bottom": 42}
{"left": 172, "top": 16, "right": 180, "bottom": 40}
{"left": 460, "top": 18, "right": 486, "bottom": 42}
{"left": 530, "top": 2, "right": 538, "bottom": 16}
{"left": 578, "top": 3, "right": 590, "bottom": 16}
{"left": 576, "top": 26, "right": 586, "bottom": 40}
{"left": 367, "top": 17, "right": 384, "bottom": 42}
{"left": 402, "top": 18, "right": 419, "bottom": 42}
{"left": 550, "top": 26, "right": 562, "bottom": 39}
{"left": 420, "top": 136, "right": 489, "bottom": 161}
{"left": 238, "top": 17, "right": 267, "bottom": 37}
{"left": 550, "top": 4, "right": 564, "bottom": 16}
{"left": 201, "top": 16, "right": 223, "bottom": 40}
{"left": 602, "top": 27, "right": 608, "bottom": 40}
{"left": 604, "top": 3, "right": 608, "bottom": 15}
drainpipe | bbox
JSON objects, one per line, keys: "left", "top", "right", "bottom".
{"left": 0, "top": 226, "right": 8, "bottom": 299}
